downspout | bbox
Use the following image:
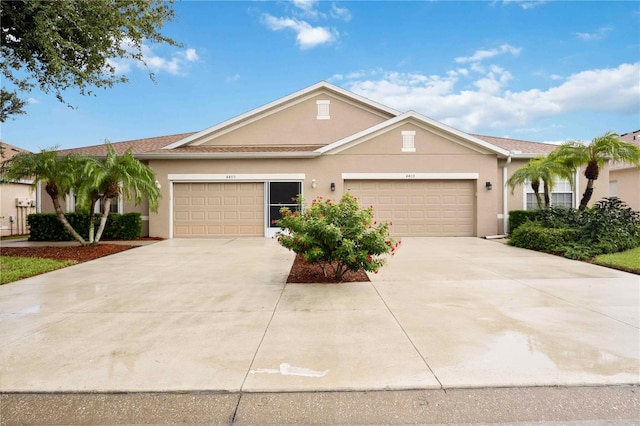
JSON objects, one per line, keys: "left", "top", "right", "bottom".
{"left": 574, "top": 167, "right": 580, "bottom": 208}
{"left": 36, "top": 184, "right": 42, "bottom": 213}
{"left": 503, "top": 154, "right": 512, "bottom": 234}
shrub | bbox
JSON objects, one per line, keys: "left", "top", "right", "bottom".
{"left": 28, "top": 212, "right": 142, "bottom": 241}
{"left": 508, "top": 210, "right": 540, "bottom": 234}
{"left": 510, "top": 197, "right": 640, "bottom": 259}
{"left": 509, "top": 221, "right": 577, "bottom": 253}
{"left": 102, "top": 213, "right": 142, "bottom": 240}
{"left": 276, "top": 193, "right": 397, "bottom": 280}
{"left": 539, "top": 206, "right": 582, "bottom": 229}
{"left": 582, "top": 197, "right": 640, "bottom": 253}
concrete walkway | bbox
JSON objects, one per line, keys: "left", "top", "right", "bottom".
{"left": 1, "top": 237, "right": 638, "bottom": 423}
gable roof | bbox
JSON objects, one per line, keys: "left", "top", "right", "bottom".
{"left": 317, "top": 111, "right": 512, "bottom": 157}
{"left": 471, "top": 134, "right": 558, "bottom": 158}
{"left": 46, "top": 82, "right": 561, "bottom": 160}
{"left": 0, "top": 141, "right": 31, "bottom": 161}
{"left": 162, "top": 81, "right": 402, "bottom": 149}
{"left": 56, "top": 132, "right": 197, "bottom": 157}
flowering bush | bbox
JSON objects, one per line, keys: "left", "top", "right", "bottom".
{"left": 276, "top": 193, "right": 399, "bottom": 280}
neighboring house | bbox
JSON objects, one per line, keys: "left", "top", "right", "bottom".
{"left": 610, "top": 130, "right": 640, "bottom": 211}
{"left": 0, "top": 142, "right": 37, "bottom": 236}
{"left": 47, "top": 81, "right": 608, "bottom": 238}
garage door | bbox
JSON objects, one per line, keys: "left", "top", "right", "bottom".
{"left": 173, "top": 182, "right": 264, "bottom": 237}
{"left": 344, "top": 180, "right": 475, "bottom": 236}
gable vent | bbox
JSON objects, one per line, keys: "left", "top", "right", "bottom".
{"left": 401, "top": 130, "right": 416, "bottom": 152}
{"left": 317, "top": 100, "right": 330, "bottom": 120}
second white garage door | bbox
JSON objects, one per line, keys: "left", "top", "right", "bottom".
{"left": 344, "top": 180, "right": 475, "bottom": 236}
{"left": 173, "top": 182, "right": 264, "bottom": 237}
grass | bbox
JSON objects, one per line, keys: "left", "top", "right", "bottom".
{"left": 0, "top": 234, "right": 29, "bottom": 241}
{"left": 593, "top": 247, "right": 640, "bottom": 274}
{"left": 0, "top": 256, "right": 76, "bottom": 285}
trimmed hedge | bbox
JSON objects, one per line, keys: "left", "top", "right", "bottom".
{"left": 27, "top": 212, "right": 142, "bottom": 241}
{"left": 509, "top": 221, "right": 577, "bottom": 253}
{"left": 508, "top": 210, "right": 540, "bottom": 234}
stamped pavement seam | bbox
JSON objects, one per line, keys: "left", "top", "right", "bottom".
{"left": 369, "top": 281, "right": 444, "bottom": 390}
{"left": 233, "top": 280, "right": 288, "bottom": 418}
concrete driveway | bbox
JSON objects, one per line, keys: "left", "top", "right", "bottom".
{"left": 1, "top": 237, "right": 638, "bottom": 395}
{"left": 0, "top": 238, "right": 640, "bottom": 425}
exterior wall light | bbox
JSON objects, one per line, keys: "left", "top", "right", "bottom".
{"left": 311, "top": 179, "right": 317, "bottom": 189}
{"left": 485, "top": 181, "right": 493, "bottom": 190}
{"left": 155, "top": 180, "right": 162, "bottom": 189}
{"left": 330, "top": 182, "right": 336, "bottom": 191}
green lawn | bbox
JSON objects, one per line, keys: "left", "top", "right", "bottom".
{"left": 593, "top": 247, "right": 640, "bottom": 274}
{"left": 0, "top": 257, "right": 76, "bottom": 285}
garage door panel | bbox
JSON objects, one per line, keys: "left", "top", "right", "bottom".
{"left": 345, "top": 180, "right": 475, "bottom": 237}
{"left": 174, "top": 182, "right": 264, "bottom": 237}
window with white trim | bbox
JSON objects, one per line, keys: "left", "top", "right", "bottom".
{"left": 316, "top": 100, "right": 330, "bottom": 120}
{"left": 525, "top": 178, "right": 573, "bottom": 210}
{"left": 401, "top": 130, "right": 416, "bottom": 152}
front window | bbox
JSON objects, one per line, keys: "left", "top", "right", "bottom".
{"left": 525, "top": 178, "right": 573, "bottom": 210}
{"left": 268, "top": 181, "right": 301, "bottom": 227}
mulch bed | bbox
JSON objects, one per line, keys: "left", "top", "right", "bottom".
{"left": 286, "top": 254, "right": 370, "bottom": 284}
{"left": 0, "top": 244, "right": 136, "bottom": 263}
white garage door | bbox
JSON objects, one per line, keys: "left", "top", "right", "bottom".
{"left": 344, "top": 180, "right": 475, "bottom": 236}
{"left": 173, "top": 182, "right": 264, "bottom": 237}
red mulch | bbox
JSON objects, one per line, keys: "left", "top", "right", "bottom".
{"left": 1, "top": 244, "right": 136, "bottom": 263}
{"left": 286, "top": 254, "right": 370, "bottom": 283}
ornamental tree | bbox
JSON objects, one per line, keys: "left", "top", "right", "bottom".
{"left": 1, "top": 0, "right": 180, "bottom": 118}
{"left": 276, "top": 193, "right": 399, "bottom": 281}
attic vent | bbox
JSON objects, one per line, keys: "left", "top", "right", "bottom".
{"left": 316, "top": 100, "right": 330, "bottom": 120}
{"left": 401, "top": 131, "right": 416, "bottom": 152}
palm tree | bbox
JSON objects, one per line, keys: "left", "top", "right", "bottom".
{"left": 77, "top": 144, "right": 160, "bottom": 244}
{"left": 552, "top": 132, "right": 640, "bottom": 210}
{"left": 506, "top": 155, "right": 572, "bottom": 210}
{"left": 0, "top": 149, "right": 88, "bottom": 244}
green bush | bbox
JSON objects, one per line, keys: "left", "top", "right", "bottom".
{"left": 510, "top": 197, "right": 640, "bottom": 259}
{"left": 508, "top": 210, "right": 540, "bottom": 233}
{"left": 581, "top": 197, "right": 640, "bottom": 253}
{"left": 276, "top": 193, "right": 397, "bottom": 280}
{"left": 539, "top": 206, "right": 582, "bottom": 229}
{"left": 102, "top": 213, "right": 142, "bottom": 240}
{"left": 509, "top": 221, "right": 577, "bottom": 253}
{"left": 28, "top": 212, "right": 142, "bottom": 241}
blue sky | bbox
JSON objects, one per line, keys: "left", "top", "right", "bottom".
{"left": 2, "top": 0, "right": 639, "bottom": 152}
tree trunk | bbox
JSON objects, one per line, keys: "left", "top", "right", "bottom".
{"left": 88, "top": 195, "right": 98, "bottom": 244}
{"left": 543, "top": 180, "right": 551, "bottom": 209}
{"left": 50, "top": 195, "right": 87, "bottom": 246}
{"left": 531, "top": 180, "right": 544, "bottom": 210}
{"left": 93, "top": 196, "right": 111, "bottom": 244}
{"left": 579, "top": 180, "right": 595, "bottom": 210}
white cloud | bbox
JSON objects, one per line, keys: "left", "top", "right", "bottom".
{"left": 226, "top": 73, "right": 240, "bottom": 82}
{"left": 26, "top": 97, "right": 39, "bottom": 105}
{"left": 262, "top": 14, "right": 336, "bottom": 49}
{"left": 331, "top": 3, "right": 352, "bottom": 21}
{"left": 574, "top": 26, "right": 613, "bottom": 41}
{"left": 336, "top": 62, "right": 639, "bottom": 133}
{"left": 184, "top": 48, "right": 199, "bottom": 62}
{"left": 455, "top": 44, "right": 522, "bottom": 63}
{"left": 497, "top": 0, "right": 547, "bottom": 9}
{"left": 293, "top": 0, "right": 319, "bottom": 18}
{"left": 106, "top": 40, "right": 199, "bottom": 76}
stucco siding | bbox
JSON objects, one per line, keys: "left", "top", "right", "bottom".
{"left": 194, "top": 92, "right": 392, "bottom": 147}
{"left": 0, "top": 183, "right": 36, "bottom": 236}
{"left": 610, "top": 167, "right": 640, "bottom": 211}
{"left": 149, "top": 147, "right": 500, "bottom": 238}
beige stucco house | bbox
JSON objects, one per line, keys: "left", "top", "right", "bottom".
{"left": 50, "top": 81, "right": 609, "bottom": 239}
{"left": 0, "top": 142, "right": 37, "bottom": 236}
{"left": 610, "top": 130, "right": 640, "bottom": 211}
